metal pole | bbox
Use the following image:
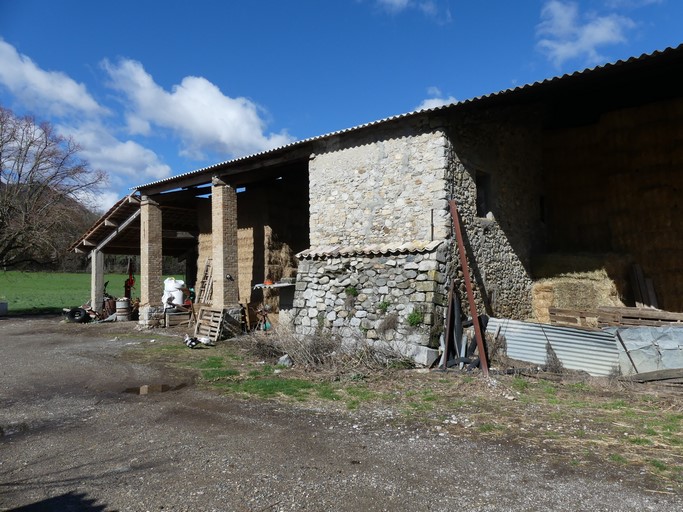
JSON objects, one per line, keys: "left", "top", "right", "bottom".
{"left": 448, "top": 199, "right": 489, "bottom": 377}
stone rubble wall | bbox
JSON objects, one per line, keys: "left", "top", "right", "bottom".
{"left": 291, "top": 244, "right": 448, "bottom": 366}
{"left": 445, "top": 106, "right": 545, "bottom": 320}
{"left": 308, "top": 119, "right": 451, "bottom": 247}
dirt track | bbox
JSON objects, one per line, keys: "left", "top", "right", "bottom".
{"left": 1, "top": 316, "right": 681, "bottom": 511}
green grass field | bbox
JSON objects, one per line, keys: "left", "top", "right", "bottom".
{"left": 0, "top": 271, "right": 148, "bottom": 313}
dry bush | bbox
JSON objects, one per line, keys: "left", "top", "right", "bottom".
{"left": 245, "top": 328, "right": 415, "bottom": 377}
{"left": 544, "top": 342, "right": 565, "bottom": 373}
{"left": 487, "top": 332, "right": 513, "bottom": 368}
{"left": 340, "top": 337, "right": 415, "bottom": 373}
{"left": 237, "top": 333, "right": 285, "bottom": 360}
{"left": 279, "top": 330, "right": 341, "bottom": 367}
{"left": 377, "top": 313, "right": 399, "bottom": 336}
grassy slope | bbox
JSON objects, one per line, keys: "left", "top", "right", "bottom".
{"left": 0, "top": 272, "right": 144, "bottom": 313}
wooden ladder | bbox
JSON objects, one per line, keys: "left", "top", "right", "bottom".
{"left": 196, "top": 258, "right": 213, "bottom": 304}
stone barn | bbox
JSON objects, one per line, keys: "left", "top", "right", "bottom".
{"left": 72, "top": 44, "right": 683, "bottom": 364}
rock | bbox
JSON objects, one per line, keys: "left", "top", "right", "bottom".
{"left": 278, "top": 354, "right": 293, "bottom": 367}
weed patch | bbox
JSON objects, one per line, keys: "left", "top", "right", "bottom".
{"left": 202, "top": 368, "right": 240, "bottom": 379}
{"left": 223, "top": 378, "right": 314, "bottom": 400}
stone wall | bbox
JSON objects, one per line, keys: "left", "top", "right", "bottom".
{"left": 291, "top": 243, "right": 447, "bottom": 366}
{"left": 308, "top": 118, "right": 451, "bottom": 247}
{"left": 293, "top": 109, "right": 544, "bottom": 361}
{"left": 446, "top": 106, "right": 546, "bottom": 320}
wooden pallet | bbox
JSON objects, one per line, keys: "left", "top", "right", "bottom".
{"left": 194, "top": 307, "right": 225, "bottom": 342}
{"left": 549, "top": 306, "right": 683, "bottom": 328}
{"left": 166, "top": 310, "right": 192, "bottom": 327}
{"left": 596, "top": 306, "right": 683, "bottom": 327}
{"left": 548, "top": 308, "right": 600, "bottom": 328}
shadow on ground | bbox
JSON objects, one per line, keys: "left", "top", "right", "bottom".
{"left": 8, "top": 491, "right": 111, "bottom": 511}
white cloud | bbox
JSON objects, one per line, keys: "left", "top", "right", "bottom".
{"left": 0, "top": 39, "right": 171, "bottom": 203}
{"left": 0, "top": 38, "right": 105, "bottom": 117}
{"left": 374, "top": 0, "right": 451, "bottom": 22}
{"left": 377, "top": 0, "right": 411, "bottom": 12}
{"left": 604, "top": 0, "right": 663, "bottom": 8}
{"left": 74, "top": 189, "right": 121, "bottom": 213}
{"left": 416, "top": 87, "right": 457, "bottom": 110}
{"left": 536, "top": 0, "right": 636, "bottom": 67}
{"left": 60, "top": 121, "right": 172, "bottom": 182}
{"left": 102, "top": 58, "right": 293, "bottom": 160}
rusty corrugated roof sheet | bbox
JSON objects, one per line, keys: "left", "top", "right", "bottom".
{"left": 297, "top": 240, "right": 445, "bottom": 260}
{"left": 133, "top": 43, "right": 683, "bottom": 193}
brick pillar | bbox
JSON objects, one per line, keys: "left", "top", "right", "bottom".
{"left": 211, "top": 178, "right": 239, "bottom": 308}
{"left": 90, "top": 249, "right": 104, "bottom": 313}
{"left": 140, "top": 196, "right": 163, "bottom": 312}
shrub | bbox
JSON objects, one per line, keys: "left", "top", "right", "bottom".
{"left": 406, "top": 309, "right": 424, "bottom": 327}
{"left": 377, "top": 300, "right": 390, "bottom": 313}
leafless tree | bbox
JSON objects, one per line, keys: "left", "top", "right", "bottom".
{"left": 0, "top": 106, "right": 106, "bottom": 269}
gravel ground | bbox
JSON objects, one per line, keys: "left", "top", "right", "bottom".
{"left": 1, "top": 316, "right": 681, "bottom": 511}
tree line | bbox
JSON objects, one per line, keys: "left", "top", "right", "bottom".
{"left": 0, "top": 106, "right": 184, "bottom": 275}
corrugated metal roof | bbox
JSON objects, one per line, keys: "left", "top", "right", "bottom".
{"left": 133, "top": 43, "right": 683, "bottom": 192}
{"left": 297, "top": 240, "right": 445, "bottom": 259}
{"left": 68, "top": 193, "right": 141, "bottom": 252}
{"left": 487, "top": 317, "right": 619, "bottom": 377}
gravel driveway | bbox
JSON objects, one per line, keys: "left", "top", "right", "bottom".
{"left": 1, "top": 316, "right": 680, "bottom": 511}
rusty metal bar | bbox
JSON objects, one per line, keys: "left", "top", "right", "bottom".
{"left": 441, "top": 281, "right": 455, "bottom": 371}
{"left": 448, "top": 199, "right": 489, "bottom": 377}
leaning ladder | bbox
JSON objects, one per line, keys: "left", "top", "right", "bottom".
{"left": 196, "top": 258, "right": 213, "bottom": 304}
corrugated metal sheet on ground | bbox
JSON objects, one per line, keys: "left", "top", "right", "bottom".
{"left": 605, "top": 326, "right": 683, "bottom": 376}
{"left": 487, "top": 318, "right": 619, "bottom": 376}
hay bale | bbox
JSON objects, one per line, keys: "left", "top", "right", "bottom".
{"left": 532, "top": 282, "right": 555, "bottom": 323}
{"left": 531, "top": 253, "right": 628, "bottom": 323}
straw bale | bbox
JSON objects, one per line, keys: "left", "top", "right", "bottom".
{"left": 238, "top": 227, "right": 255, "bottom": 303}
{"left": 196, "top": 233, "right": 213, "bottom": 282}
{"left": 531, "top": 253, "right": 628, "bottom": 323}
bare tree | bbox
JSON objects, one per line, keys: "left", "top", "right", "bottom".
{"left": 0, "top": 107, "right": 106, "bottom": 269}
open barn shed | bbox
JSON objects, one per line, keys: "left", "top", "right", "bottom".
{"left": 72, "top": 44, "right": 683, "bottom": 363}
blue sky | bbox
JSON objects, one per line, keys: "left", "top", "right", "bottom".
{"left": 0, "top": 0, "right": 681, "bottom": 210}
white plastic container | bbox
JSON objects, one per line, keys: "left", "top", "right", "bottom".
{"left": 162, "top": 278, "right": 185, "bottom": 309}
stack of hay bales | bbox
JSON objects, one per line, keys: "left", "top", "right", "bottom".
{"left": 531, "top": 253, "right": 631, "bottom": 324}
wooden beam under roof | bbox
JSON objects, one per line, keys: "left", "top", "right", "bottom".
{"left": 138, "top": 151, "right": 311, "bottom": 195}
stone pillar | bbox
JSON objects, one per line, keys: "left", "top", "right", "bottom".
{"left": 90, "top": 250, "right": 104, "bottom": 313}
{"left": 140, "top": 196, "right": 163, "bottom": 315}
{"left": 211, "top": 178, "right": 239, "bottom": 308}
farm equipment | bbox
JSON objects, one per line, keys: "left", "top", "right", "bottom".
{"left": 64, "top": 281, "right": 116, "bottom": 323}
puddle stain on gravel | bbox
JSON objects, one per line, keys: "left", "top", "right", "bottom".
{"left": 0, "top": 422, "right": 30, "bottom": 437}
{"left": 123, "top": 383, "right": 188, "bottom": 395}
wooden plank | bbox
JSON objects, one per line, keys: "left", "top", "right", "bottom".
{"left": 620, "top": 368, "right": 683, "bottom": 383}
{"left": 645, "top": 278, "right": 659, "bottom": 309}
{"left": 631, "top": 264, "right": 645, "bottom": 307}
{"left": 597, "top": 306, "right": 683, "bottom": 322}
{"left": 166, "top": 311, "right": 191, "bottom": 327}
{"left": 549, "top": 315, "right": 580, "bottom": 325}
